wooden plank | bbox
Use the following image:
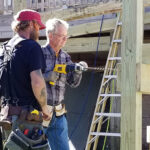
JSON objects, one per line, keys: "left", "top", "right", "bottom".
{"left": 137, "top": 64, "right": 150, "bottom": 94}
{"left": 121, "top": 0, "right": 143, "bottom": 150}
{"left": 64, "top": 36, "right": 110, "bottom": 53}
{"left": 116, "top": 44, "right": 150, "bottom": 92}
{"left": 142, "top": 44, "right": 150, "bottom": 64}
{"left": 144, "top": 12, "right": 150, "bottom": 24}
{"left": 69, "top": 18, "right": 116, "bottom": 37}
{"left": 41, "top": 2, "right": 122, "bottom": 22}
{"left": 40, "top": 0, "right": 150, "bottom": 22}
{"left": 39, "top": 36, "right": 111, "bottom": 53}
{"left": 1, "top": 10, "right": 150, "bottom": 39}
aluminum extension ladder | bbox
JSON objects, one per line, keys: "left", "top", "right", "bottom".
{"left": 85, "top": 12, "right": 122, "bottom": 150}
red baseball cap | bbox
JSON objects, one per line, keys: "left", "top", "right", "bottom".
{"left": 16, "top": 9, "right": 45, "bottom": 30}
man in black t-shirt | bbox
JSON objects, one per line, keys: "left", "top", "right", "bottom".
{"left": 0, "top": 9, "right": 51, "bottom": 150}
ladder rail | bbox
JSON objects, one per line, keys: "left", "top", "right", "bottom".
{"left": 92, "top": 21, "right": 122, "bottom": 150}
{"left": 85, "top": 12, "right": 122, "bottom": 150}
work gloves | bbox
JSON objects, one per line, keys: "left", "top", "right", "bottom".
{"left": 75, "top": 61, "right": 88, "bottom": 73}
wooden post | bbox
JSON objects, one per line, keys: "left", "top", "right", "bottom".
{"left": 121, "top": 0, "right": 143, "bottom": 150}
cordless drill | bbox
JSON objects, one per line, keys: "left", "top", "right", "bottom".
{"left": 53, "top": 64, "right": 86, "bottom": 74}
{"left": 49, "top": 63, "right": 86, "bottom": 85}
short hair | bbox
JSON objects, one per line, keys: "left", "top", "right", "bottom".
{"left": 45, "top": 18, "right": 69, "bottom": 39}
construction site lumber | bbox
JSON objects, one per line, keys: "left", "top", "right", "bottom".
{"left": 39, "top": 36, "right": 110, "bottom": 53}
{"left": 1, "top": 11, "right": 150, "bottom": 41}
{"left": 117, "top": 43, "right": 150, "bottom": 92}
{"left": 142, "top": 44, "right": 150, "bottom": 64}
{"left": 40, "top": 0, "right": 150, "bottom": 21}
{"left": 69, "top": 18, "right": 116, "bottom": 37}
{"left": 64, "top": 36, "right": 110, "bottom": 53}
{"left": 121, "top": 0, "right": 143, "bottom": 150}
{"left": 137, "top": 64, "right": 150, "bottom": 94}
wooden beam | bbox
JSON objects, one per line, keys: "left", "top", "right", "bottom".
{"left": 40, "top": 0, "right": 149, "bottom": 22}
{"left": 121, "top": 1, "right": 143, "bottom": 150}
{"left": 39, "top": 36, "right": 111, "bottom": 53}
{"left": 64, "top": 37, "right": 110, "bottom": 53}
{"left": 142, "top": 44, "right": 150, "bottom": 64}
{"left": 69, "top": 18, "right": 116, "bottom": 37}
{"left": 118, "top": 63, "right": 150, "bottom": 93}
{"left": 118, "top": 44, "right": 150, "bottom": 92}
{"left": 1, "top": 10, "right": 150, "bottom": 40}
{"left": 144, "top": 12, "right": 150, "bottom": 24}
{"left": 41, "top": 2, "right": 122, "bottom": 22}
{"left": 137, "top": 64, "right": 150, "bottom": 94}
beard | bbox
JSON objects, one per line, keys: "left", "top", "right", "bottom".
{"left": 30, "top": 28, "right": 39, "bottom": 41}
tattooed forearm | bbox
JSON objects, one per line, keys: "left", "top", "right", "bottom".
{"left": 40, "top": 87, "right": 47, "bottom": 106}
{"left": 30, "top": 69, "right": 47, "bottom": 108}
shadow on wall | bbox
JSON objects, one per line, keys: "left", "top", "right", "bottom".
{"left": 65, "top": 72, "right": 103, "bottom": 150}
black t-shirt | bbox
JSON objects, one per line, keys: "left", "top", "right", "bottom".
{"left": 9, "top": 39, "right": 45, "bottom": 108}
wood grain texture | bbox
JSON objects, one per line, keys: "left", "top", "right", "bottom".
{"left": 121, "top": 0, "right": 143, "bottom": 150}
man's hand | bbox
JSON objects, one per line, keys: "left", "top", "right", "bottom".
{"left": 78, "top": 61, "right": 88, "bottom": 70}
{"left": 41, "top": 105, "right": 52, "bottom": 121}
{"left": 75, "top": 61, "right": 88, "bottom": 73}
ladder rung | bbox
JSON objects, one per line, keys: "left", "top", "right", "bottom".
{"left": 90, "top": 132, "right": 121, "bottom": 137}
{"left": 99, "top": 94, "right": 121, "bottom": 97}
{"left": 95, "top": 113, "right": 121, "bottom": 117}
{"left": 117, "top": 22, "right": 122, "bottom": 26}
{"left": 97, "top": 96, "right": 108, "bottom": 105}
{"left": 104, "top": 75, "right": 117, "bottom": 79}
{"left": 108, "top": 57, "right": 121, "bottom": 60}
{"left": 113, "top": 39, "right": 122, "bottom": 43}
{"left": 103, "top": 75, "right": 117, "bottom": 86}
{"left": 88, "top": 132, "right": 121, "bottom": 144}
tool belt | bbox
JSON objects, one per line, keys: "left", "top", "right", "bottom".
{"left": 0, "top": 105, "right": 43, "bottom": 131}
{"left": 0, "top": 105, "right": 50, "bottom": 150}
{"left": 0, "top": 105, "right": 21, "bottom": 130}
{"left": 4, "top": 125, "right": 50, "bottom": 150}
{"left": 42, "top": 103, "right": 67, "bottom": 127}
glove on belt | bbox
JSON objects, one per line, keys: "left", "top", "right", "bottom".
{"left": 55, "top": 104, "right": 67, "bottom": 117}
